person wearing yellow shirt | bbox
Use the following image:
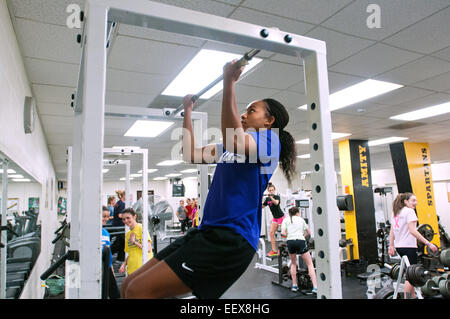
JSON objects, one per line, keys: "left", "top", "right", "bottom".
{"left": 119, "top": 208, "right": 153, "bottom": 275}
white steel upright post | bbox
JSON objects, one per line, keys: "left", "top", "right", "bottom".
{"left": 78, "top": 1, "right": 108, "bottom": 298}
{"left": 195, "top": 116, "right": 208, "bottom": 225}
{"left": 1, "top": 160, "right": 8, "bottom": 299}
{"left": 125, "top": 160, "right": 131, "bottom": 208}
{"left": 303, "top": 50, "right": 342, "bottom": 299}
{"left": 142, "top": 150, "right": 149, "bottom": 263}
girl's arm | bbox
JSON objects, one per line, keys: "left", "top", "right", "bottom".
{"left": 221, "top": 61, "right": 257, "bottom": 156}
{"left": 408, "top": 221, "right": 438, "bottom": 251}
{"left": 182, "top": 95, "right": 218, "bottom": 164}
{"left": 388, "top": 224, "right": 396, "bottom": 256}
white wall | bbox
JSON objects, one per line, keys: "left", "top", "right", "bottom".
{"left": 0, "top": 2, "right": 57, "bottom": 299}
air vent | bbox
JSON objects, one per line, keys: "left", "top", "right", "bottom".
{"left": 387, "top": 122, "right": 426, "bottom": 130}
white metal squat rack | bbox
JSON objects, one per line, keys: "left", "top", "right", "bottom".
{"left": 71, "top": 0, "right": 341, "bottom": 299}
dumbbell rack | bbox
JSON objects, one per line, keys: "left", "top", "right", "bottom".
{"left": 392, "top": 255, "right": 423, "bottom": 299}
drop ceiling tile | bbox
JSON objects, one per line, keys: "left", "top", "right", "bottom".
{"left": 32, "top": 84, "right": 76, "bottom": 104}
{"left": 432, "top": 46, "right": 450, "bottom": 62}
{"left": 382, "top": 6, "right": 450, "bottom": 54}
{"left": 375, "top": 56, "right": 450, "bottom": 86}
{"left": 37, "top": 102, "right": 74, "bottom": 117}
{"left": 322, "top": 0, "right": 450, "bottom": 41}
{"left": 328, "top": 72, "right": 365, "bottom": 93}
{"left": 230, "top": 7, "right": 315, "bottom": 35}
{"left": 106, "top": 91, "right": 157, "bottom": 107}
{"left": 329, "top": 43, "right": 422, "bottom": 78}
{"left": 152, "top": 0, "right": 236, "bottom": 17}
{"left": 9, "top": 0, "right": 85, "bottom": 26}
{"left": 24, "top": 58, "right": 78, "bottom": 87}
{"left": 45, "top": 133, "right": 73, "bottom": 145}
{"left": 13, "top": 18, "right": 81, "bottom": 64}
{"left": 369, "top": 87, "right": 434, "bottom": 106}
{"left": 412, "top": 72, "right": 450, "bottom": 92}
{"left": 269, "top": 90, "right": 307, "bottom": 110}
{"left": 118, "top": 24, "right": 205, "bottom": 47}
{"left": 108, "top": 35, "right": 199, "bottom": 76}
{"left": 239, "top": 60, "right": 304, "bottom": 90}
{"left": 305, "top": 26, "right": 375, "bottom": 66}
{"left": 106, "top": 68, "right": 171, "bottom": 95}
{"left": 241, "top": 0, "right": 353, "bottom": 25}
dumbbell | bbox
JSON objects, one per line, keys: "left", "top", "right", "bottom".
{"left": 421, "top": 279, "right": 450, "bottom": 298}
{"left": 440, "top": 248, "right": 450, "bottom": 267}
{"left": 384, "top": 263, "right": 400, "bottom": 280}
{"left": 406, "top": 264, "right": 430, "bottom": 287}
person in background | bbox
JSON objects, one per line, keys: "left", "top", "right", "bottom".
{"left": 389, "top": 192, "right": 438, "bottom": 299}
{"left": 281, "top": 207, "right": 317, "bottom": 294}
{"left": 102, "top": 206, "right": 120, "bottom": 299}
{"left": 176, "top": 199, "right": 188, "bottom": 234}
{"left": 185, "top": 198, "right": 193, "bottom": 229}
{"left": 107, "top": 196, "right": 116, "bottom": 225}
{"left": 119, "top": 208, "right": 153, "bottom": 276}
{"left": 262, "top": 183, "right": 285, "bottom": 257}
{"left": 191, "top": 198, "right": 199, "bottom": 228}
{"left": 111, "top": 190, "right": 126, "bottom": 262}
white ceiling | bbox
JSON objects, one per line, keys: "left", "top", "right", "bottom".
{"left": 5, "top": 0, "right": 450, "bottom": 181}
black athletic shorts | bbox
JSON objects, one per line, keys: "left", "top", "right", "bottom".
{"left": 287, "top": 239, "right": 309, "bottom": 255}
{"left": 395, "top": 247, "right": 418, "bottom": 265}
{"left": 154, "top": 227, "right": 255, "bottom": 299}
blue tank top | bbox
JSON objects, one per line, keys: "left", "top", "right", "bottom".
{"left": 198, "top": 129, "right": 280, "bottom": 251}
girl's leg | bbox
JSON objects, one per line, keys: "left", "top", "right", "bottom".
{"left": 123, "top": 260, "right": 191, "bottom": 299}
{"left": 120, "top": 257, "right": 160, "bottom": 297}
{"left": 269, "top": 222, "right": 278, "bottom": 252}
{"left": 404, "top": 281, "right": 416, "bottom": 299}
{"left": 301, "top": 252, "right": 317, "bottom": 288}
{"left": 289, "top": 254, "right": 298, "bottom": 286}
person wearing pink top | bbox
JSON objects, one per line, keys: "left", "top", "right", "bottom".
{"left": 388, "top": 192, "right": 438, "bottom": 299}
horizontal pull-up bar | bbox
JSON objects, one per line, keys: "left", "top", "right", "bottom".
{"left": 170, "top": 48, "right": 261, "bottom": 118}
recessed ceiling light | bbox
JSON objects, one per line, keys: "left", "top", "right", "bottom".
{"left": 0, "top": 169, "right": 16, "bottom": 174}
{"left": 12, "top": 178, "right": 31, "bottom": 182}
{"left": 153, "top": 177, "right": 168, "bottom": 181}
{"left": 297, "top": 154, "right": 311, "bottom": 159}
{"left": 390, "top": 102, "right": 450, "bottom": 121}
{"left": 157, "top": 160, "right": 183, "bottom": 166}
{"left": 296, "top": 132, "right": 352, "bottom": 144}
{"left": 161, "top": 49, "right": 262, "bottom": 99}
{"left": 368, "top": 137, "right": 408, "bottom": 146}
{"left": 138, "top": 169, "right": 158, "bottom": 174}
{"left": 166, "top": 173, "right": 183, "bottom": 177}
{"left": 297, "top": 79, "right": 402, "bottom": 111}
{"left": 124, "top": 120, "right": 174, "bottom": 138}
{"left": 120, "top": 177, "right": 134, "bottom": 181}
{"left": 180, "top": 169, "right": 198, "bottom": 173}
{"left": 9, "top": 174, "right": 24, "bottom": 179}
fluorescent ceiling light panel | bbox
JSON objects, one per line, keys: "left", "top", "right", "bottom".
{"left": 297, "top": 154, "right": 311, "bottom": 159}
{"left": 368, "top": 137, "right": 408, "bottom": 146}
{"left": 157, "top": 160, "right": 183, "bottom": 166}
{"left": 112, "top": 146, "right": 141, "bottom": 150}
{"left": 0, "top": 169, "right": 16, "bottom": 174}
{"left": 180, "top": 169, "right": 198, "bottom": 173}
{"left": 120, "top": 177, "right": 134, "bottom": 181}
{"left": 102, "top": 169, "right": 109, "bottom": 173}
{"left": 298, "top": 105, "right": 307, "bottom": 110}
{"left": 124, "top": 120, "right": 174, "bottom": 138}
{"left": 130, "top": 174, "right": 142, "bottom": 178}
{"left": 389, "top": 102, "right": 450, "bottom": 121}
{"left": 297, "top": 80, "right": 402, "bottom": 111}
{"left": 153, "top": 177, "right": 168, "bottom": 181}
{"left": 9, "top": 174, "right": 24, "bottom": 179}
{"left": 166, "top": 173, "right": 182, "bottom": 177}
{"left": 138, "top": 169, "right": 158, "bottom": 174}
{"left": 161, "top": 49, "right": 262, "bottom": 99}
{"left": 12, "top": 179, "right": 31, "bottom": 182}
{"left": 296, "top": 132, "right": 352, "bottom": 144}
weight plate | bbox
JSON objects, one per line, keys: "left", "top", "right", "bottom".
{"left": 439, "top": 280, "right": 450, "bottom": 298}
{"left": 417, "top": 224, "right": 434, "bottom": 242}
{"left": 440, "top": 249, "right": 450, "bottom": 267}
{"left": 421, "top": 280, "right": 438, "bottom": 297}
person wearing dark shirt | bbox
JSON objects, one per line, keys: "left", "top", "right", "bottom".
{"left": 262, "top": 183, "right": 285, "bottom": 257}
{"left": 111, "top": 190, "right": 126, "bottom": 262}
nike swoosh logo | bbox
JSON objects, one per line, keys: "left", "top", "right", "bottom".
{"left": 182, "top": 262, "right": 194, "bottom": 272}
